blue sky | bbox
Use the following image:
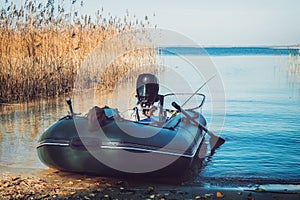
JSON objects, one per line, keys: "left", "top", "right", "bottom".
{"left": 82, "top": 0, "right": 300, "bottom": 46}
{"left": 12, "top": 0, "right": 300, "bottom": 46}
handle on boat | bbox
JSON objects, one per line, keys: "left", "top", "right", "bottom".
{"left": 172, "top": 102, "right": 208, "bottom": 132}
{"left": 65, "top": 96, "right": 74, "bottom": 117}
{"left": 172, "top": 102, "right": 225, "bottom": 151}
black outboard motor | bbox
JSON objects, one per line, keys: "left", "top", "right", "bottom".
{"left": 136, "top": 73, "right": 159, "bottom": 109}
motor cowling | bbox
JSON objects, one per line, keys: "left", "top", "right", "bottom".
{"left": 136, "top": 73, "right": 159, "bottom": 109}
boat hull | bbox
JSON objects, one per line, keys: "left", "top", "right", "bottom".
{"left": 37, "top": 108, "right": 207, "bottom": 178}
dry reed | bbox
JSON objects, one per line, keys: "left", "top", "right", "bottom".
{"left": 0, "top": 0, "right": 157, "bottom": 103}
{"left": 288, "top": 48, "right": 300, "bottom": 77}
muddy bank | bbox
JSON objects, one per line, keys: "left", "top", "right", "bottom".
{"left": 1, "top": 168, "right": 299, "bottom": 200}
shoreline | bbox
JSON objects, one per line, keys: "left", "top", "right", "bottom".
{"left": 157, "top": 44, "right": 300, "bottom": 49}
{"left": 1, "top": 168, "right": 299, "bottom": 200}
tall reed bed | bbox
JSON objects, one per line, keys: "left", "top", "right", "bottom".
{"left": 74, "top": 29, "right": 157, "bottom": 93}
{"left": 0, "top": 0, "right": 156, "bottom": 103}
{"left": 288, "top": 47, "right": 300, "bottom": 77}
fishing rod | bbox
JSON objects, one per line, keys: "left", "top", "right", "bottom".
{"left": 181, "top": 74, "right": 216, "bottom": 108}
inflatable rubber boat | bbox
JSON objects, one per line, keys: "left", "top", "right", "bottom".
{"left": 37, "top": 73, "right": 209, "bottom": 178}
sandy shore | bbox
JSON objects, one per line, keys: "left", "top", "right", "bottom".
{"left": 1, "top": 168, "right": 299, "bottom": 200}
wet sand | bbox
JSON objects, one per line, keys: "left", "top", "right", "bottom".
{"left": 1, "top": 168, "right": 299, "bottom": 200}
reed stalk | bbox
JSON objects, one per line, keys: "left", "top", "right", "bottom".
{"left": 0, "top": 1, "right": 157, "bottom": 103}
{"left": 288, "top": 48, "right": 300, "bottom": 77}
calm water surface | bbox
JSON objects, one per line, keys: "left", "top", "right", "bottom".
{"left": 201, "top": 55, "right": 300, "bottom": 182}
{"left": 1, "top": 49, "right": 300, "bottom": 183}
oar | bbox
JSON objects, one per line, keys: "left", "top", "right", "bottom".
{"left": 172, "top": 102, "right": 225, "bottom": 152}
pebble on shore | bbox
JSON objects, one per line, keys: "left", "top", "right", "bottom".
{"left": 1, "top": 170, "right": 300, "bottom": 200}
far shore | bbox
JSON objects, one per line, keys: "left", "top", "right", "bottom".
{"left": 157, "top": 44, "right": 300, "bottom": 49}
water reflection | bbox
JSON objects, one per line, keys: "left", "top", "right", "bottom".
{"left": 0, "top": 98, "right": 68, "bottom": 168}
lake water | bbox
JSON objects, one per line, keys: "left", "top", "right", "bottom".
{"left": 1, "top": 47, "right": 299, "bottom": 184}
{"left": 200, "top": 55, "right": 300, "bottom": 183}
